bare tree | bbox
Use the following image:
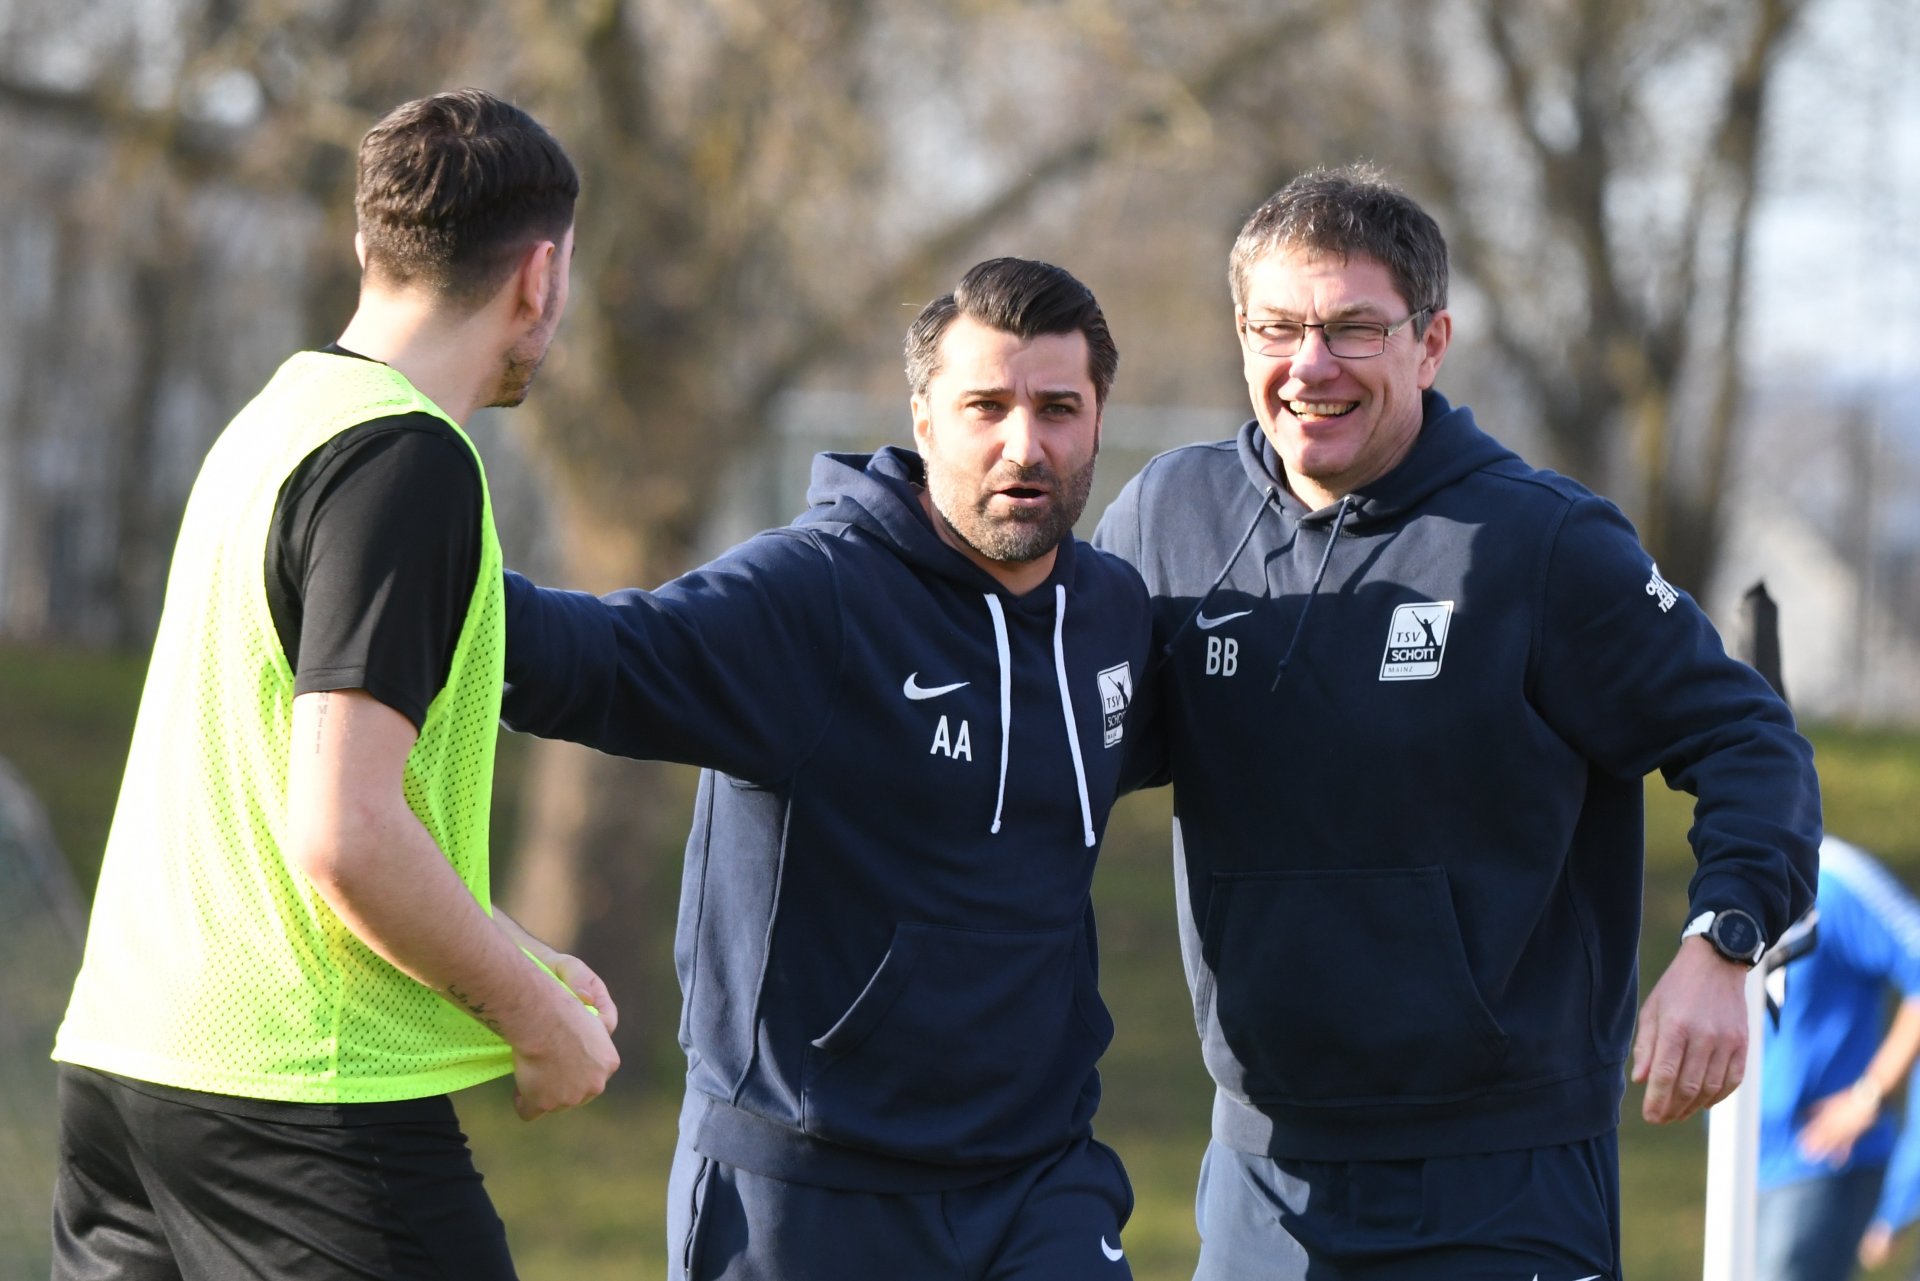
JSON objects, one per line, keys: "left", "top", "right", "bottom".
{"left": 1375, "top": 0, "right": 1815, "bottom": 592}
{"left": 0, "top": 0, "right": 484, "bottom": 641}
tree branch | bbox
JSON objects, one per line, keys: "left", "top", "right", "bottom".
{"left": 745, "top": 6, "right": 1325, "bottom": 408}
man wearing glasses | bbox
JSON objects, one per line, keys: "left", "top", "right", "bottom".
{"left": 1095, "top": 164, "right": 1820, "bottom": 1280}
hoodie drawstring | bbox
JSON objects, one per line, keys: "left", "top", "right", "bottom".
{"left": 984, "top": 595, "right": 1013, "bottom": 835}
{"left": 1052, "top": 584, "right": 1095, "bottom": 849}
{"left": 981, "top": 587, "right": 1096, "bottom": 849}
{"left": 1270, "top": 494, "right": 1356, "bottom": 692}
{"left": 1158, "top": 486, "right": 1280, "bottom": 670}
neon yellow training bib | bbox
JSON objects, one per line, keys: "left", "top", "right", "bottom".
{"left": 55, "top": 351, "right": 514, "bottom": 1102}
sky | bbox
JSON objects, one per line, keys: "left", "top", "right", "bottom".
{"left": 1748, "top": 0, "right": 1920, "bottom": 386}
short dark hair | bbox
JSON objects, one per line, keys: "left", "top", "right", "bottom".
{"left": 1229, "top": 164, "right": 1449, "bottom": 326}
{"left": 355, "top": 88, "right": 578, "bottom": 309}
{"left": 905, "top": 257, "right": 1119, "bottom": 407}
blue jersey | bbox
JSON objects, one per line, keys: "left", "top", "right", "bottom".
{"left": 1875, "top": 1068, "right": 1920, "bottom": 1232}
{"left": 1760, "top": 837, "right": 1920, "bottom": 1192}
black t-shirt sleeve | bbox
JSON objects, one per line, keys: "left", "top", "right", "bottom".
{"left": 264, "top": 412, "right": 484, "bottom": 730}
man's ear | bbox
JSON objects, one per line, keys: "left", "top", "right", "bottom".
{"left": 1416, "top": 308, "right": 1452, "bottom": 390}
{"left": 512, "top": 239, "right": 560, "bottom": 325}
{"left": 910, "top": 394, "right": 933, "bottom": 450}
{"left": 354, "top": 232, "right": 367, "bottom": 270}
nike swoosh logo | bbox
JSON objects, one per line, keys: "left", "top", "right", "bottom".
{"left": 903, "top": 673, "right": 969, "bottom": 700}
{"left": 1100, "top": 1236, "right": 1124, "bottom": 1262}
{"left": 1195, "top": 609, "right": 1252, "bottom": 631}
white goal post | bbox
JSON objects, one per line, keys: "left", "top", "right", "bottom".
{"left": 1702, "top": 909, "right": 1819, "bottom": 1281}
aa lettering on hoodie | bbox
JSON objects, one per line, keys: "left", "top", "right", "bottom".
{"left": 502, "top": 445, "right": 1153, "bottom": 1189}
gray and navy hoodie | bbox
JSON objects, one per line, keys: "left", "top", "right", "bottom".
{"left": 502, "top": 445, "right": 1152, "bottom": 1189}
{"left": 1095, "top": 390, "right": 1820, "bottom": 1161}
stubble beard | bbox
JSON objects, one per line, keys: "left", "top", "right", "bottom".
{"left": 487, "top": 273, "right": 564, "bottom": 410}
{"left": 928, "top": 454, "right": 1097, "bottom": 567}
{"left": 487, "top": 330, "right": 549, "bottom": 409}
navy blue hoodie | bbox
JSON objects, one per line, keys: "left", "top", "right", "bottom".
{"left": 1094, "top": 392, "right": 1820, "bottom": 1161}
{"left": 502, "top": 446, "right": 1152, "bottom": 1189}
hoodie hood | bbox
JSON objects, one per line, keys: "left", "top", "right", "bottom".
{"left": 1172, "top": 390, "right": 1520, "bottom": 693}
{"left": 798, "top": 444, "right": 1096, "bottom": 847}
{"left": 1235, "top": 390, "right": 1521, "bottom": 528}
{"left": 799, "top": 445, "right": 1079, "bottom": 603}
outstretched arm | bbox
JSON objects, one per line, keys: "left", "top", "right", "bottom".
{"left": 500, "top": 532, "right": 844, "bottom": 782}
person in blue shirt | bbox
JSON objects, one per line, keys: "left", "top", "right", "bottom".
{"left": 1761, "top": 836, "right": 1920, "bottom": 1281}
{"left": 1858, "top": 1073, "right": 1920, "bottom": 1273}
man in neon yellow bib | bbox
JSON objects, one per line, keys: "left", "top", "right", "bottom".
{"left": 51, "top": 89, "right": 618, "bottom": 1280}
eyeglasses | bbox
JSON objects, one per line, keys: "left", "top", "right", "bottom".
{"left": 1237, "top": 307, "right": 1432, "bottom": 360}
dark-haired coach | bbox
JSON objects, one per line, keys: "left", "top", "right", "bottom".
{"left": 51, "top": 89, "right": 618, "bottom": 1280}
{"left": 502, "top": 257, "right": 1148, "bottom": 1280}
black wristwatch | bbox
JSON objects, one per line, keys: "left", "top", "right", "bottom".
{"left": 1681, "top": 908, "right": 1765, "bottom": 966}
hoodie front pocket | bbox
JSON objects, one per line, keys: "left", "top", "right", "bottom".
{"left": 802, "top": 920, "right": 1110, "bottom": 1164}
{"left": 1200, "top": 866, "right": 1508, "bottom": 1105}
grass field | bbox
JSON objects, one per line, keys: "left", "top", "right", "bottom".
{"left": 3, "top": 638, "right": 1918, "bottom": 1279}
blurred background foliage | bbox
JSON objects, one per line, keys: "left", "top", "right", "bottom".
{"left": 2, "top": 0, "right": 1918, "bottom": 1274}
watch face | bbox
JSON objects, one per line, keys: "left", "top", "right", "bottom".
{"left": 1712, "top": 910, "right": 1762, "bottom": 961}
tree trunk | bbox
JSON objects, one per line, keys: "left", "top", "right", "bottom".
{"left": 506, "top": 740, "right": 688, "bottom": 1087}
{"left": 498, "top": 499, "right": 693, "bottom": 1087}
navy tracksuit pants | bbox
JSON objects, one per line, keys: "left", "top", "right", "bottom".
{"left": 1193, "top": 1133, "right": 1622, "bottom": 1281}
{"left": 668, "top": 1130, "right": 1134, "bottom": 1281}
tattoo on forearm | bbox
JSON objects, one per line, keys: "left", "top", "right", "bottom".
{"left": 446, "top": 983, "right": 503, "bottom": 1034}
{"left": 313, "top": 691, "right": 330, "bottom": 755}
